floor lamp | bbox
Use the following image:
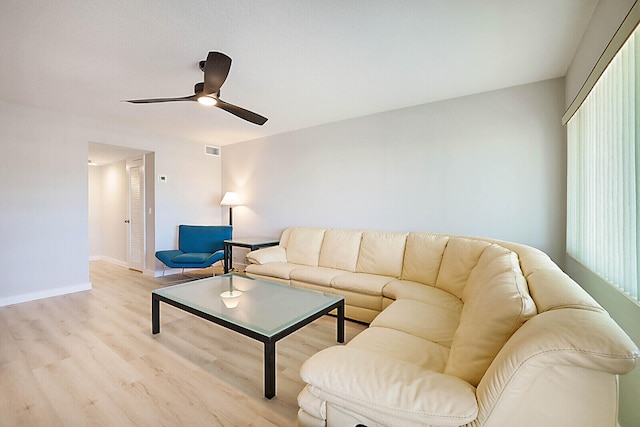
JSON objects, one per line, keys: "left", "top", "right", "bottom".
{"left": 220, "top": 192, "right": 240, "bottom": 226}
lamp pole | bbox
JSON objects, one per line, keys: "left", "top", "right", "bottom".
{"left": 220, "top": 192, "right": 240, "bottom": 226}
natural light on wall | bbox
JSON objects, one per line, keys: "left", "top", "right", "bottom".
{"left": 566, "top": 22, "right": 640, "bottom": 302}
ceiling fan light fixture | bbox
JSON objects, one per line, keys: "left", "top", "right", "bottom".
{"left": 125, "top": 52, "right": 267, "bottom": 125}
{"left": 197, "top": 95, "right": 217, "bottom": 106}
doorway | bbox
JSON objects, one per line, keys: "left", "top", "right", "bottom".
{"left": 88, "top": 142, "right": 155, "bottom": 273}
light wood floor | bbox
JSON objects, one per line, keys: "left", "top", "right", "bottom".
{"left": 0, "top": 262, "right": 366, "bottom": 426}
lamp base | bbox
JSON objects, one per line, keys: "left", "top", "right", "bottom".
{"left": 220, "top": 290, "right": 242, "bottom": 308}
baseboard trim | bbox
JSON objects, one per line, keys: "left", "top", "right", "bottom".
{"left": 144, "top": 268, "right": 159, "bottom": 277}
{"left": 0, "top": 282, "right": 92, "bottom": 307}
{"left": 96, "top": 256, "right": 128, "bottom": 269}
{"left": 91, "top": 256, "right": 160, "bottom": 276}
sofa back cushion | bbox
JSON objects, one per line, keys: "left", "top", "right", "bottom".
{"left": 436, "top": 237, "right": 492, "bottom": 299}
{"left": 356, "top": 231, "right": 408, "bottom": 277}
{"left": 444, "top": 244, "right": 537, "bottom": 386}
{"left": 286, "top": 227, "right": 326, "bottom": 266}
{"left": 401, "top": 233, "right": 450, "bottom": 285}
{"left": 279, "top": 227, "right": 294, "bottom": 248}
{"left": 318, "top": 229, "right": 363, "bottom": 271}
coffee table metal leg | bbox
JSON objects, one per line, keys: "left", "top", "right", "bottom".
{"left": 337, "top": 302, "right": 345, "bottom": 343}
{"left": 264, "top": 341, "right": 276, "bottom": 399}
{"left": 152, "top": 295, "right": 160, "bottom": 334}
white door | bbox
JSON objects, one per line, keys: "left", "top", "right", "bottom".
{"left": 126, "top": 158, "right": 145, "bottom": 272}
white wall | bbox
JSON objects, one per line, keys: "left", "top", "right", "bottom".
{"left": 97, "top": 159, "right": 128, "bottom": 265}
{"left": 151, "top": 139, "right": 224, "bottom": 266}
{"left": 222, "top": 78, "right": 567, "bottom": 264}
{"left": 88, "top": 165, "right": 102, "bottom": 259}
{"left": 88, "top": 159, "right": 130, "bottom": 265}
{"left": 0, "top": 99, "right": 223, "bottom": 305}
{"left": 0, "top": 101, "right": 90, "bottom": 304}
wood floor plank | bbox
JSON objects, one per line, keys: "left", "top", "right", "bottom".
{"left": 0, "top": 261, "right": 367, "bottom": 426}
{"left": 0, "top": 313, "right": 23, "bottom": 366}
{"left": 32, "top": 357, "right": 136, "bottom": 426}
{"left": 58, "top": 329, "right": 144, "bottom": 391}
{"left": 7, "top": 316, "right": 71, "bottom": 370}
{"left": 0, "top": 360, "right": 64, "bottom": 427}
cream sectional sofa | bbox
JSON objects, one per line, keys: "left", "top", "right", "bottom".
{"left": 245, "top": 227, "right": 639, "bottom": 427}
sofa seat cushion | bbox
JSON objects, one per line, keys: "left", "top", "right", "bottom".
{"left": 289, "top": 266, "right": 350, "bottom": 287}
{"left": 155, "top": 249, "right": 182, "bottom": 265}
{"left": 348, "top": 326, "right": 450, "bottom": 372}
{"left": 290, "top": 281, "right": 384, "bottom": 313}
{"left": 383, "top": 280, "right": 463, "bottom": 313}
{"left": 331, "top": 272, "right": 395, "bottom": 296}
{"left": 244, "top": 262, "right": 301, "bottom": 280}
{"left": 371, "top": 299, "right": 461, "bottom": 348}
{"left": 301, "top": 346, "right": 478, "bottom": 427}
{"left": 171, "top": 252, "right": 213, "bottom": 264}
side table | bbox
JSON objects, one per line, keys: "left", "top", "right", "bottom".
{"left": 223, "top": 237, "right": 280, "bottom": 273}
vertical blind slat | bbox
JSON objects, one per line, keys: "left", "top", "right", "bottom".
{"left": 567, "top": 24, "right": 640, "bottom": 302}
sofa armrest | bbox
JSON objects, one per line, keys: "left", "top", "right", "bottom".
{"left": 205, "top": 249, "right": 225, "bottom": 264}
{"left": 246, "top": 245, "right": 286, "bottom": 265}
{"left": 473, "top": 308, "right": 640, "bottom": 425}
{"left": 300, "top": 346, "right": 478, "bottom": 426}
{"left": 482, "top": 309, "right": 639, "bottom": 380}
{"left": 155, "top": 249, "right": 183, "bottom": 265}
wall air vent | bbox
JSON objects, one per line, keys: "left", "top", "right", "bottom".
{"left": 205, "top": 145, "right": 220, "bottom": 157}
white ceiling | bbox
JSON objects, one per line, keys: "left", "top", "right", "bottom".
{"left": 1, "top": 0, "right": 597, "bottom": 148}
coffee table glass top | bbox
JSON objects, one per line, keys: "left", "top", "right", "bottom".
{"left": 152, "top": 274, "right": 343, "bottom": 338}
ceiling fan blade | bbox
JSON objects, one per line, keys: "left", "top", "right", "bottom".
{"left": 203, "top": 52, "right": 232, "bottom": 94}
{"left": 216, "top": 99, "right": 268, "bottom": 125}
{"left": 125, "top": 95, "right": 197, "bottom": 104}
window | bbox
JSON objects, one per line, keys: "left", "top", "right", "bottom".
{"left": 566, "top": 21, "right": 640, "bottom": 302}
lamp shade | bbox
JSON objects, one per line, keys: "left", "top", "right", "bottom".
{"left": 220, "top": 192, "right": 241, "bottom": 206}
{"left": 220, "top": 290, "right": 242, "bottom": 308}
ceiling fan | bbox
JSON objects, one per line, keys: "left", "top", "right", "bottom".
{"left": 124, "top": 52, "right": 267, "bottom": 126}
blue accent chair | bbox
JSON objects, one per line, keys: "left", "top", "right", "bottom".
{"left": 155, "top": 225, "right": 232, "bottom": 276}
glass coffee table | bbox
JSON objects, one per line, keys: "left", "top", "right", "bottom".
{"left": 152, "top": 274, "right": 345, "bottom": 399}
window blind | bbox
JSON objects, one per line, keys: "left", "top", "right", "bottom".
{"left": 567, "top": 23, "right": 640, "bottom": 302}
